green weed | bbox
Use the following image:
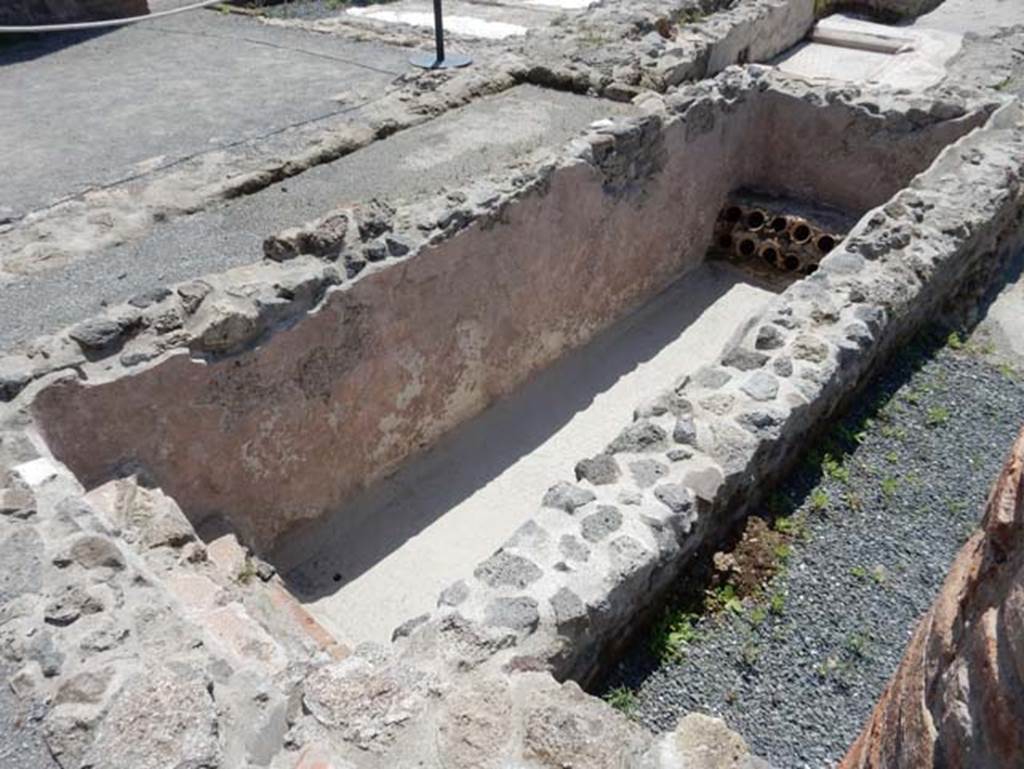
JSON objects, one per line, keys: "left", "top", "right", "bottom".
{"left": 708, "top": 583, "right": 744, "bottom": 615}
{"left": 925, "top": 405, "right": 951, "bottom": 427}
{"left": 604, "top": 686, "right": 637, "bottom": 714}
{"left": 650, "top": 610, "right": 700, "bottom": 663}
{"left": 809, "top": 488, "right": 829, "bottom": 512}
{"left": 822, "top": 453, "right": 850, "bottom": 484}
{"left": 881, "top": 476, "right": 899, "bottom": 498}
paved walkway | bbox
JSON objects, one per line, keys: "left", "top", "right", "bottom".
{"left": 1, "top": 9, "right": 409, "bottom": 217}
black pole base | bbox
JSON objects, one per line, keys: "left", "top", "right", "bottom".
{"left": 409, "top": 51, "right": 472, "bottom": 69}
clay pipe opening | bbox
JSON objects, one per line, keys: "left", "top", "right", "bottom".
{"left": 769, "top": 215, "right": 788, "bottom": 234}
{"left": 745, "top": 208, "right": 768, "bottom": 231}
{"left": 801, "top": 263, "right": 819, "bottom": 276}
{"left": 717, "top": 232, "right": 734, "bottom": 250}
{"left": 735, "top": 232, "right": 758, "bottom": 259}
{"left": 788, "top": 219, "right": 813, "bottom": 245}
{"left": 815, "top": 233, "right": 837, "bottom": 254}
{"left": 721, "top": 205, "right": 743, "bottom": 224}
{"left": 758, "top": 240, "right": 781, "bottom": 267}
{"left": 782, "top": 253, "right": 802, "bottom": 272}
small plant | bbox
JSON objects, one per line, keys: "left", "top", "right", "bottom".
{"left": 773, "top": 542, "right": 793, "bottom": 564}
{"left": 881, "top": 476, "right": 899, "bottom": 498}
{"left": 844, "top": 491, "right": 863, "bottom": 512}
{"left": 650, "top": 610, "right": 700, "bottom": 663}
{"left": 748, "top": 605, "right": 768, "bottom": 627}
{"left": 997, "top": 362, "right": 1018, "bottom": 380}
{"left": 815, "top": 656, "right": 837, "bottom": 679}
{"left": 769, "top": 591, "right": 786, "bottom": 616}
{"left": 846, "top": 632, "right": 871, "bottom": 659}
{"left": 880, "top": 423, "right": 908, "bottom": 443}
{"left": 604, "top": 686, "right": 637, "bottom": 714}
{"left": 822, "top": 453, "right": 850, "bottom": 484}
{"left": 850, "top": 565, "right": 868, "bottom": 580}
{"left": 870, "top": 565, "right": 888, "bottom": 585}
{"left": 947, "top": 499, "right": 967, "bottom": 514}
{"left": 773, "top": 513, "right": 807, "bottom": 539}
{"left": 235, "top": 556, "right": 258, "bottom": 585}
{"left": 740, "top": 641, "right": 762, "bottom": 669}
{"left": 708, "top": 583, "right": 743, "bottom": 615}
{"left": 947, "top": 330, "right": 965, "bottom": 350}
{"left": 884, "top": 450, "right": 899, "bottom": 464}
{"left": 994, "top": 76, "right": 1014, "bottom": 92}
{"left": 809, "top": 488, "right": 829, "bottom": 512}
{"left": 925, "top": 405, "right": 951, "bottom": 427}
{"left": 817, "top": 653, "right": 856, "bottom": 689}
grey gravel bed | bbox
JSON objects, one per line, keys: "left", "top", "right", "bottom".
{"left": 602, "top": 333, "right": 1024, "bottom": 768}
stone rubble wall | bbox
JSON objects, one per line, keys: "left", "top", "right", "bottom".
{"left": 406, "top": 90, "right": 1024, "bottom": 687}
{"left": 0, "top": 0, "right": 945, "bottom": 280}
{"left": 0, "top": 445, "right": 302, "bottom": 769}
{"left": 11, "top": 69, "right": 981, "bottom": 555}
{"left": 0, "top": 439, "right": 769, "bottom": 768}
{"left": 839, "top": 425, "right": 1024, "bottom": 769}
{"left": 519, "top": 0, "right": 818, "bottom": 100}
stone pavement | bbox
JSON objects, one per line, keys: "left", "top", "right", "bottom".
{"left": 1, "top": 9, "right": 412, "bottom": 218}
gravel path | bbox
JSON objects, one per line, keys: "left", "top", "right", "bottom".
{"left": 602, "top": 332, "right": 1024, "bottom": 768}
{"left": 0, "top": 661, "right": 56, "bottom": 769}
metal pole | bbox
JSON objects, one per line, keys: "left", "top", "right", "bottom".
{"left": 410, "top": 0, "right": 471, "bottom": 70}
{"left": 433, "top": 0, "right": 445, "bottom": 63}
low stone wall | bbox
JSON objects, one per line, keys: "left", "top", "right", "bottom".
{"left": 17, "top": 70, "right": 980, "bottom": 555}
{"left": 410, "top": 89, "right": 1024, "bottom": 686}
{"left": 521, "top": 0, "right": 818, "bottom": 98}
{"left": 0, "top": 0, "right": 148, "bottom": 25}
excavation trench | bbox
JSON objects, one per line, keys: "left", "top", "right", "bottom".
{"left": 272, "top": 262, "right": 780, "bottom": 644}
{"left": 29, "top": 79, "right": 988, "bottom": 652}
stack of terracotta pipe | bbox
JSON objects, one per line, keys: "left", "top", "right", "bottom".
{"left": 714, "top": 203, "right": 841, "bottom": 276}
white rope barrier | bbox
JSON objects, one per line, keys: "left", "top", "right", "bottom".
{"left": 0, "top": 0, "right": 226, "bottom": 34}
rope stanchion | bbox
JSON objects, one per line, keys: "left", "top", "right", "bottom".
{"left": 0, "top": 0, "right": 225, "bottom": 34}
{"left": 409, "top": 0, "right": 470, "bottom": 70}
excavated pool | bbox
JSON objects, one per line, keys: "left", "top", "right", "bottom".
{"left": 24, "top": 72, "right": 997, "bottom": 655}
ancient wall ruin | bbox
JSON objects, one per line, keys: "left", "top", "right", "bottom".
{"left": 27, "top": 72, "right": 983, "bottom": 553}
